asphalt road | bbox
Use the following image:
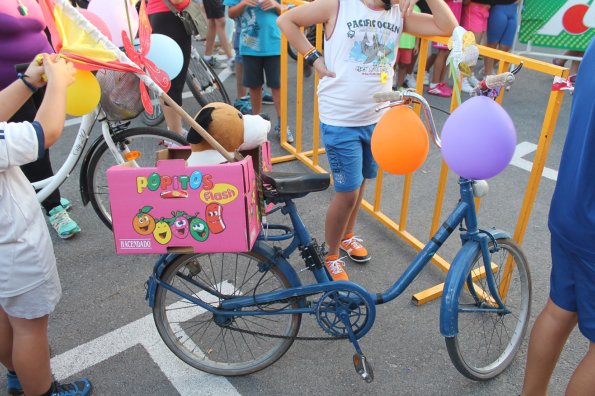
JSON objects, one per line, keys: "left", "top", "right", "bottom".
{"left": 1, "top": 50, "right": 585, "bottom": 396}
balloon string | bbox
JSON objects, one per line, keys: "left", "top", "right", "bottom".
{"left": 450, "top": 62, "right": 461, "bottom": 105}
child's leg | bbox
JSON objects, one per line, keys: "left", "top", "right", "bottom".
{"left": 342, "top": 180, "right": 366, "bottom": 237}
{"left": 214, "top": 17, "right": 233, "bottom": 60}
{"left": 0, "top": 307, "right": 14, "bottom": 370}
{"left": 397, "top": 63, "right": 407, "bottom": 88}
{"left": 431, "top": 49, "right": 449, "bottom": 84}
{"left": 567, "top": 342, "right": 595, "bottom": 395}
{"left": 8, "top": 315, "right": 53, "bottom": 396}
{"left": 325, "top": 189, "right": 361, "bottom": 256}
{"left": 204, "top": 18, "right": 218, "bottom": 57}
{"left": 249, "top": 87, "right": 263, "bottom": 115}
{"left": 271, "top": 87, "right": 280, "bottom": 119}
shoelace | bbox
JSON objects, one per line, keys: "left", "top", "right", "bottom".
{"left": 342, "top": 235, "right": 364, "bottom": 250}
{"left": 50, "top": 209, "right": 71, "bottom": 229}
{"left": 325, "top": 257, "right": 346, "bottom": 275}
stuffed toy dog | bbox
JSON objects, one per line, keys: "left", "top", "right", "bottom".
{"left": 186, "top": 102, "right": 270, "bottom": 166}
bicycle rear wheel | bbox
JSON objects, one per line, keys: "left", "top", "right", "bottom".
{"left": 446, "top": 238, "right": 531, "bottom": 380}
{"left": 86, "top": 127, "right": 186, "bottom": 229}
{"left": 141, "top": 89, "right": 165, "bottom": 126}
{"left": 185, "top": 50, "right": 230, "bottom": 106}
{"left": 153, "top": 252, "right": 301, "bottom": 376}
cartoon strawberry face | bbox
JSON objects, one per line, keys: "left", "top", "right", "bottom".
{"left": 132, "top": 206, "right": 155, "bottom": 235}
{"left": 189, "top": 217, "right": 209, "bottom": 241}
{"left": 205, "top": 203, "right": 225, "bottom": 234}
{"left": 171, "top": 211, "right": 189, "bottom": 239}
{"left": 153, "top": 219, "right": 172, "bottom": 244}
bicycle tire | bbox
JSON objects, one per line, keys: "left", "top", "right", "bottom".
{"left": 185, "top": 51, "right": 230, "bottom": 107}
{"left": 86, "top": 127, "right": 187, "bottom": 229}
{"left": 153, "top": 252, "right": 301, "bottom": 376}
{"left": 445, "top": 238, "right": 531, "bottom": 380}
{"left": 141, "top": 90, "right": 165, "bottom": 126}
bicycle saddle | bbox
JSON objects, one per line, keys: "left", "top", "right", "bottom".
{"left": 261, "top": 172, "right": 330, "bottom": 195}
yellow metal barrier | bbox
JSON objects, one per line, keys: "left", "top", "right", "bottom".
{"left": 277, "top": 1, "right": 569, "bottom": 304}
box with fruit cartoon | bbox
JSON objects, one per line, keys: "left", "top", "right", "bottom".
{"left": 106, "top": 147, "right": 262, "bottom": 254}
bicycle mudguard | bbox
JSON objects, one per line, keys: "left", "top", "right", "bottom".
{"left": 439, "top": 229, "right": 510, "bottom": 337}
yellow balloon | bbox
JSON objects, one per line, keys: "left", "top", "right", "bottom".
{"left": 66, "top": 70, "right": 101, "bottom": 116}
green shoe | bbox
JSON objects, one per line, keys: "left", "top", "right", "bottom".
{"left": 60, "top": 197, "right": 72, "bottom": 211}
{"left": 48, "top": 205, "right": 81, "bottom": 239}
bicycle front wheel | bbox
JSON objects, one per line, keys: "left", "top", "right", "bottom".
{"left": 86, "top": 127, "right": 187, "bottom": 229}
{"left": 153, "top": 252, "right": 301, "bottom": 376}
{"left": 446, "top": 238, "right": 531, "bottom": 380}
{"left": 185, "top": 51, "right": 230, "bottom": 106}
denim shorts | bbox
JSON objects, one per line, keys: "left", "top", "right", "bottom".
{"left": 550, "top": 236, "right": 595, "bottom": 342}
{"left": 320, "top": 122, "right": 378, "bottom": 192}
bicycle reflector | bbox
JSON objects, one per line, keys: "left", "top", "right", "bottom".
{"left": 125, "top": 151, "right": 141, "bottom": 161}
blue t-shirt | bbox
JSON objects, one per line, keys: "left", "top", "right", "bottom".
{"left": 223, "top": 0, "right": 281, "bottom": 56}
{"left": 548, "top": 38, "right": 595, "bottom": 259}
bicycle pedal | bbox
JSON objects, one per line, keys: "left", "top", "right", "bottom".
{"left": 353, "top": 353, "right": 374, "bottom": 383}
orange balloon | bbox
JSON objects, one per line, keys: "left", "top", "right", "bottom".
{"left": 371, "top": 106, "right": 429, "bottom": 175}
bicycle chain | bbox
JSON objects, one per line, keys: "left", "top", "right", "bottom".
{"left": 223, "top": 324, "right": 348, "bottom": 341}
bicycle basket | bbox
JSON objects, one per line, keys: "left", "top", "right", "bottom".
{"left": 96, "top": 69, "right": 145, "bottom": 121}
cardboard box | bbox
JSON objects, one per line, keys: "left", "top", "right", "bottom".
{"left": 107, "top": 147, "right": 262, "bottom": 254}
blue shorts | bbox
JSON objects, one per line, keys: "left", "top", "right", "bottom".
{"left": 487, "top": 3, "right": 518, "bottom": 48}
{"left": 320, "top": 122, "right": 378, "bottom": 192}
{"left": 550, "top": 236, "right": 595, "bottom": 342}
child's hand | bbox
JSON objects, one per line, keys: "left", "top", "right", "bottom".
{"left": 24, "top": 54, "right": 48, "bottom": 89}
{"left": 42, "top": 54, "right": 76, "bottom": 88}
{"left": 398, "top": 0, "right": 419, "bottom": 16}
{"left": 313, "top": 57, "right": 335, "bottom": 79}
{"left": 243, "top": 0, "right": 259, "bottom": 7}
{"left": 258, "top": 0, "right": 278, "bottom": 11}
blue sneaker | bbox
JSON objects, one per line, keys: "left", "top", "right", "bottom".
{"left": 274, "top": 123, "right": 294, "bottom": 144}
{"left": 51, "top": 378, "right": 92, "bottom": 396}
{"left": 6, "top": 371, "right": 23, "bottom": 396}
{"left": 48, "top": 205, "right": 81, "bottom": 239}
{"left": 233, "top": 98, "right": 252, "bottom": 115}
{"left": 262, "top": 90, "right": 274, "bottom": 104}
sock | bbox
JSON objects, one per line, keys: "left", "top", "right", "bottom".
{"left": 429, "top": 82, "right": 438, "bottom": 89}
{"left": 203, "top": 55, "right": 212, "bottom": 61}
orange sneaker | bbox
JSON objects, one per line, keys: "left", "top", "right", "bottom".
{"left": 340, "top": 233, "right": 370, "bottom": 263}
{"left": 324, "top": 255, "right": 349, "bottom": 281}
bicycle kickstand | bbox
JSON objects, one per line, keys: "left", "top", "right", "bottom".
{"left": 340, "top": 311, "right": 374, "bottom": 383}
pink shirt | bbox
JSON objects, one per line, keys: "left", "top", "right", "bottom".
{"left": 147, "top": 0, "right": 191, "bottom": 15}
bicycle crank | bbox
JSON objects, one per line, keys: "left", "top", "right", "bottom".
{"left": 353, "top": 353, "right": 374, "bottom": 383}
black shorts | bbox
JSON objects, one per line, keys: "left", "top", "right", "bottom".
{"left": 242, "top": 55, "right": 281, "bottom": 89}
{"left": 148, "top": 12, "right": 192, "bottom": 105}
{"left": 204, "top": 0, "right": 225, "bottom": 19}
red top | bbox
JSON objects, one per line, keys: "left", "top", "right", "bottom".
{"left": 147, "top": 0, "right": 191, "bottom": 15}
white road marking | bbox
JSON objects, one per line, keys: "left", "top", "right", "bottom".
{"left": 50, "top": 283, "right": 240, "bottom": 395}
{"left": 510, "top": 141, "right": 558, "bottom": 181}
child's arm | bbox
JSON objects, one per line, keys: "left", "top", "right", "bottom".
{"left": 403, "top": 0, "right": 458, "bottom": 38}
{"left": 0, "top": 59, "right": 46, "bottom": 122}
{"left": 33, "top": 54, "right": 76, "bottom": 148}
{"left": 228, "top": 0, "right": 259, "bottom": 19}
{"left": 259, "top": 0, "right": 281, "bottom": 15}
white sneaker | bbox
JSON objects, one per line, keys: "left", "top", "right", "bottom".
{"left": 461, "top": 77, "right": 474, "bottom": 94}
{"left": 404, "top": 73, "right": 417, "bottom": 88}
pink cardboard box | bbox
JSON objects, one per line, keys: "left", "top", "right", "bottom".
{"left": 107, "top": 147, "right": 262, "bottom": 254}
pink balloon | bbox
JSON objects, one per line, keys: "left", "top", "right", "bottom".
{"left": 79, "top": 9, "right": 112, "bottom": 41}
{"left": 88, "top": 0, "right": 139, "bottom": 48}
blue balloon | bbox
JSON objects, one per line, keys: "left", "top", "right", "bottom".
{"left": 146, "top": 34, "right": 184, "bottom": 79}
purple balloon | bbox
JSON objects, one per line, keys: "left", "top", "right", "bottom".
{"left": 440, "top": 96, "right": 516, "bottom": 180}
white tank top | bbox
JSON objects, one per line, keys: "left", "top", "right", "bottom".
{"left": 318, "top": 0, "right": 402, "bottom": 126}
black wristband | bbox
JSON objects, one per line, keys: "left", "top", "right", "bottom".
{"left": 17, "top": 73, "right": 38, "bottom": 93}
{"left": 304, "top": 49, "right": 321, "bottom": 67}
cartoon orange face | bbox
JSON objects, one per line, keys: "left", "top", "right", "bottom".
{"left": 153, "top": 219, "right": 172, "bottom": 244}
{"left": 205, "top": 203, "right": 225, "bottom": 234}
{"left": 133, "top": 206, "right": 156, "bottom": 235}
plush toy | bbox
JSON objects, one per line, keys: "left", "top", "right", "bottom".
{"left": 186, "top": 102, "right": 270, "bottom": 166}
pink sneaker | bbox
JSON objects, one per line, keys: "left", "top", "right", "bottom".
{"left": 427, "top": 82, "right": 452, "bottom": 97}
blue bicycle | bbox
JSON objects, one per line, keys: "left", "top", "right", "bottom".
{"left": 145, "top": 73, "right": 531, "bottom": 383}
